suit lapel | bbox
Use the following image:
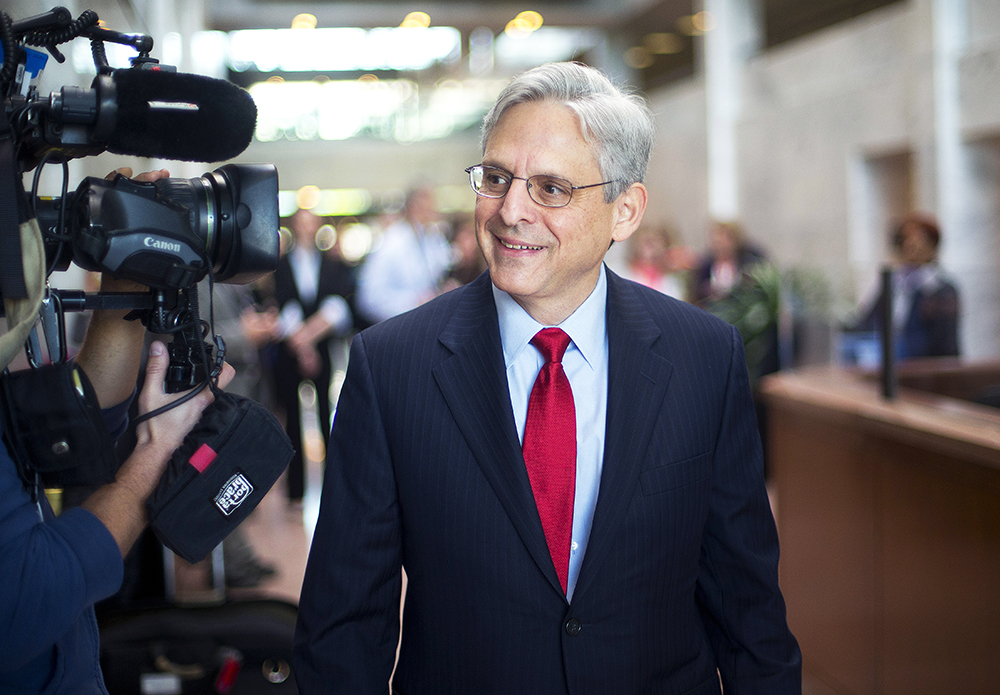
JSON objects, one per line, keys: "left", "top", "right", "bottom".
{"left": 573, "top": 270, "right": 673, "bottom": 600}
{"left": 432, "top": 275, "right": 562, "bottom": 594}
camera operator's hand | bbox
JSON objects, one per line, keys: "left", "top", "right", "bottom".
{"left": 108, "top": 166, "right": 171, "bottom": 183}
{"left": 81, "top": 341, "right": 235, "bottom": 557}
{"left": 134, "top": 340, "right": 236, "bottom": 469}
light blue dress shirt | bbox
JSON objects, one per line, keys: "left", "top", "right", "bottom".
{"left": 492, "top": 265, "right": 609, "bottom": 602}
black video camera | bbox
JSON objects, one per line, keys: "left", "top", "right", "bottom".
{"left": 0, "top": 8, "right": 293, "bottom": 551}
{"left": 1, "top": 6, "right": 278, "bottom": 392}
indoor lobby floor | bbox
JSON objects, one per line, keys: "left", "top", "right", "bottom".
{"left": 228, "top": 467, "right": 322, "bottom": 606}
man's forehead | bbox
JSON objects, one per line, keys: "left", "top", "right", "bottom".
{"left": 485, "top": 102, "right": 598, "bottom": 174}
{"left": 491, "top": 101, "right": 585, "bottom": 139}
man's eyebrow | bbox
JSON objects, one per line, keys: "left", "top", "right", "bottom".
{"left": 482, "top": 162, "right": 568, "bottom": 180}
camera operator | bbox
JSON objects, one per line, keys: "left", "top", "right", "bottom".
{"left": 1, "top": 169, "right": 236, "bottom": 693}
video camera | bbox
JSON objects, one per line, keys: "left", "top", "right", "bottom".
{"left": 1, "top": 6, "right": 279, "bottom": 392}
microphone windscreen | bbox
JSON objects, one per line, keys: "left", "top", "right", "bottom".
{"left": 107, "top": 69, "right": 257, "bottom": 162}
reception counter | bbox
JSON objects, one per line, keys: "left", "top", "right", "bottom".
{"left": 759, "top": 363, "right": 1000, "bottom": 695}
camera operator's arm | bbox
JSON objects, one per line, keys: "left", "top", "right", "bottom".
{"left": 72, "top": 273, "right": 147, "bottom": 407}
{"left": 81, "top": 341, "right": 235, "bottom": 556}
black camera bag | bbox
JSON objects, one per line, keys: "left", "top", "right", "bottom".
{"left": 146, "top": 391, "right": 293, "bottom": 564}
{"left": 0, "top": 361, "right": 118, "bottom": 489}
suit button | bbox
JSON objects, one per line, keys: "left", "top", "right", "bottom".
{"left": 565, "top": 618, "right": 582, "bottom": 636}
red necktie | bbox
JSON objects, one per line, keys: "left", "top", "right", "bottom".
{"left": 522, "top": 327, "right": 576, "bottom": 594}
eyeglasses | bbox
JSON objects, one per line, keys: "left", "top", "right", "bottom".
{"left": 465, "top": 164, "right": 616, "bottom": 209}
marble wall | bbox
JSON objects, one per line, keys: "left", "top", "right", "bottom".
{"left": 648, "top": 0, "right": 1000, "bottom": 358}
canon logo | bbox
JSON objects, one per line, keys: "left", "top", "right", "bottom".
{"left": 144, "top": 237, "right": 182, "bottom": 253}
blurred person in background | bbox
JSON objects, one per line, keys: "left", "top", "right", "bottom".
{"left": 692, "top": 219, "right": 769, "bottom": 307}
{"left": 691, "top": 220, "right": 781, "bottom": 475}
{"left": 851, "top": 212, "right": 960, "bottom": 359}
{"left": 355, "top": 185, "right": 452, "bottom": 324}
{"left": 443, "top": 212, "right": 488, "bottom": 288}
{"left": 200, "top": 282, "right": 280, "bottom": 408}
{"left": 625, "top": 223, "right": 695, "bottom": 301}
{"left": 273, "top": 208, "right": 356, "bottom": 504}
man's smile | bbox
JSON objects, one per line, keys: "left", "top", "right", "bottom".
{"left": 498, "top": 237, "right": 544, "bottom": 251}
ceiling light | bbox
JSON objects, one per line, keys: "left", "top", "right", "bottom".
{"left": 644, "top": 32, "right": 684, "bottom": 54}
{"left": 692, "top": 11, "right": 716, "bottom": 32}
{"left": 624, "top": 46, "right": 654, "bottom": 69}
{"left": 505, "top": 18, "right": 533, "bottom": 39}
{"left": 296, "top": 185, "right": 322, "bottom": 210}
{"left": 291, "top": 14, "right": 317, "bottom": 30}
{"left": 316, "top": 224, "right": 337, "bottom": 251}
{"left": 401, "top": 12, "right": 431, "bottom": 28}
{"left": 339, "top": 222, "right": 374, "bottom": 263}
{"left": 676, "top": 15, "right": 702, "bottom": 36}
{"left": 516, "top": 11, "right": 544, "bottom": 31}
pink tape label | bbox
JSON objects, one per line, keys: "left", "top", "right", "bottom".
{"left": 188, "top": 443, "right": 217, "bottom": 473}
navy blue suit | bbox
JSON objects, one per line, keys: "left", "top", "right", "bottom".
{"left": 294, "top": 268, "right": 801, "bottom": 694}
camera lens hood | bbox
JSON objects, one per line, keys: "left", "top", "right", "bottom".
{"left": 205, "top": 163, "right": 279, "bottom": 285}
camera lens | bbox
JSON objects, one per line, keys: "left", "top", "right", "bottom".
{"left": 151, "top": 163, "right": 279, "bottom": 285}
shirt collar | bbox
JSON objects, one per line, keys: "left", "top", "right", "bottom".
{"left": 493, "top": 264, "right": 608, "bottom": 370}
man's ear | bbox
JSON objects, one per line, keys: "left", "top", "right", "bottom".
{"left": 611, "top": 182, "right": 648, "bottom": 244}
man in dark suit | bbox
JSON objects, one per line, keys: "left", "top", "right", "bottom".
{"left": 273, "top": 208, "right": 355, "bottom": 502}
{"left": 294, "top": 62, "right": 801, "bottom": 694}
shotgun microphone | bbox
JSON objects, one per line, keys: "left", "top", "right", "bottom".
{"left": 26, "top": 68, "right": 257, "bottom": 166}
{"left": 107, "top": 68, "right": 257, "bottom": 162}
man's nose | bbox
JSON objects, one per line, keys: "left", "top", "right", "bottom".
{"left": 498, "top": 178, "right": 537, "bottom": 226}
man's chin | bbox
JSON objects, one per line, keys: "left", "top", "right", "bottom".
{"left": 487, "top": 268, "right": 530, "bottom": 297}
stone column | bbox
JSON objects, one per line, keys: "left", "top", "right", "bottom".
{"left": 703, "top": 0, "right": 762, "bottom": 221}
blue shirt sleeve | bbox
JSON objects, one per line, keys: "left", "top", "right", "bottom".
{"left": 0, "top": 399, "right": 127, "bottom": 671}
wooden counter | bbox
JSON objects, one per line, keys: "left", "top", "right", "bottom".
{"left": 760, "top": 364, "right": 1000, "bottom": 695}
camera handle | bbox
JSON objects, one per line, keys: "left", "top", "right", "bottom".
{"left": 42, "top": 287, "right": 224, "bottom": 394}
{"left": 147, "top": 286, "right": 222, "bottom": 394}
{"left": 32, "top": 288, "right": 153, "bottom": 367}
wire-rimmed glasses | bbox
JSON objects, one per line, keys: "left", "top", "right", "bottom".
{"left": 465, "top": 165, "right": 615, "bottom": 208}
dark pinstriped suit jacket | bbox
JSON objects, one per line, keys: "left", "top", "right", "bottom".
{"left": 293, "top": 268, "right": 801, "bottom": 694}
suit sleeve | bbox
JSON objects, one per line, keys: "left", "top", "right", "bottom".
{"left": 695, "top": 327, "right": 802, "bottom": 693}
{"left": 293, "top": 333, "right": 403, "bottom": 694}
